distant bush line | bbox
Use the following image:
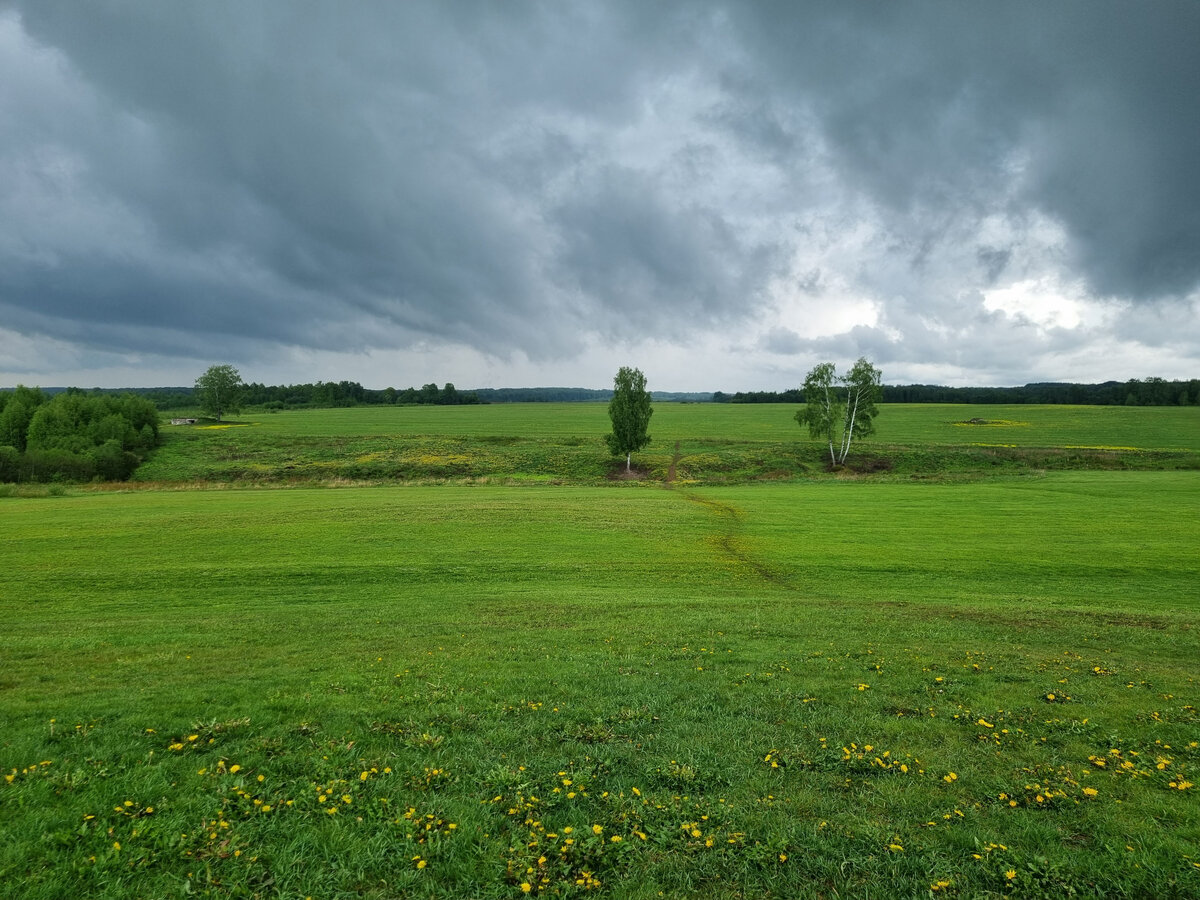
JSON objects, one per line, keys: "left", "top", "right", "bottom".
{"left": 715, "top": 377, "right": 1200, "bottom": 406}
{"left": 0, "top": 387, "right": 160, "bottom": 483}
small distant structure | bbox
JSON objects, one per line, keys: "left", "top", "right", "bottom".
{"left": 170, "top": 417, "right": 198, "bottom": 425}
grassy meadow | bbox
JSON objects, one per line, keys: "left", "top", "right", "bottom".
{"left": 2, "top": 403, "right": 1199, "bottom": 898}
{"left": 134, "top": 403, "right": 1200, "bottom": 484}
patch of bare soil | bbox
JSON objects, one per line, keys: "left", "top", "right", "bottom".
{"left": 607, "top": 467, "right": 647, "bottom": 481}
{"left": 825, "top": 455, "right": 894, "bottom": 474}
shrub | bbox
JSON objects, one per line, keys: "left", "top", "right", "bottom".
{"left": 0, "top": 445, "right": 19, "bottom": 483}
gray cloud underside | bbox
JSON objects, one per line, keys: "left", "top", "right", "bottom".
{"left": 2, "top": 0, "right": 1198, "bottom": 372}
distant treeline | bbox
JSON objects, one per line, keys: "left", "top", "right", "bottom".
{"left": 716, "top": 378, "right": 1200, "bottom": 406}
{"left": 247, "top": 381, "right": 481, "bottom": 408}
{"left": 0, "top": 387, "right": 160, "bottom": 482}
{"left": 82, "top": 381, "right": 483, "bottom": 410}
{"left": 20, "top": 377, "right": 1199, "bottom": 410}
{"left": 68, "top": 384, "right": 715, "bottom": 408}
{"left": 474, "top": 388, "right": 714, "bottom": 403}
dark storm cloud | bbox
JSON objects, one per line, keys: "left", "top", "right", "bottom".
{"left": 1, "top": 0, "right": 1198, "bottom": 378}
{"left": 722, "top": 0, "right": 1200, "bottom": 300}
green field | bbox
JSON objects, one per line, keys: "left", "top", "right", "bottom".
{"left": 136, "top": 403, "right": 1200, "bottom": 484}
{"left": 3, "top": 406, "right": 1199, "bottom": 898}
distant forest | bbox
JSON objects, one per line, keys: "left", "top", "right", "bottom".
{"left": 40, "top": 384, "right": 717, "bottom": 409}
{"left": 110, "top": 381, "right": 483, "bottom": 410}
{"left": 718, "top": 378, "right": 1199, "bottom": 406}
{"left": 17, "top": 376, "right": 1198, "bottom": 410}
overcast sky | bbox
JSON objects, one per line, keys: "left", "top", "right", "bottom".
{"left": 2, "top": 1, "right": 1198, "bottom": 391}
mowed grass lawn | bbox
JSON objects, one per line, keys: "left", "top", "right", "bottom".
{"left": 3, "top": 472, "right": 1198, "bottom": 898}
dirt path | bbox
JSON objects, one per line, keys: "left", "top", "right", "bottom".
{"left": 675, "top": 489, "right": 793, "bottom": 589}
{"left": 662, "top": 440, "right": 791, "bottom": 587}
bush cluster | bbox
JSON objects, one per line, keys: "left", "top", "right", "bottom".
{"left": 0, "top": 387, "right": 159, "bottom": 483}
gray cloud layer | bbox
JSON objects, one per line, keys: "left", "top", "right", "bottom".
{"left": 2, "top": 1, "right": 1198, "bottom": 385}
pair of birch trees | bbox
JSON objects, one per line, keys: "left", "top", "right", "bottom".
{"left": 795, "top": 357, "right": 882, "bottom": 466}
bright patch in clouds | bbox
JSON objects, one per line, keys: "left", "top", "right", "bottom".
{"left": 983, "top": 280, "right": 1089, "bottom": 330}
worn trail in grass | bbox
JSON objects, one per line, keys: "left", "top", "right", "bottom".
{"left": 2, "top": 474, "right": 1199, "bottom": 897}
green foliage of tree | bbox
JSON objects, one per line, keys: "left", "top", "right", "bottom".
{"left": 0, "top": 445, "right": 19, "bottom": 482}
{"left": 0, "top": 399, "right": 33, "bottom": 452}
{"left": 195, "top": 364, "right": 244, "bottom": 422}
{"left": 89, "top": 439, "right": 139, "bottom": 481}
{"left": 0, "top": 386, "right": 46, "bottom": 451}
{"left": 0, "top": 388, "right": 159, "bottom": 483}
{"left": 796, "top": 357, "right": 882, "bottom": 466}
{"left": 606, "top": 366, "right": 653, "bottom": 472}
{"left": 27, "top": 400, "right": 89, "bottom": 454}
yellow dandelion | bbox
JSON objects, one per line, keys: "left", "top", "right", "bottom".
{"left": 592, "top": 824, "right": 603, "bottom": 835}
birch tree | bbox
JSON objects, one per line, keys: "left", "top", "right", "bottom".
{"left": 606, "top": 366, "right": 653, "bottom": 472}
{"left": 795, "top": 357, "right": 882, "bottom": 465}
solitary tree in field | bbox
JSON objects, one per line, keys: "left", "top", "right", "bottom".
{"left": 795, "top": 357, "right": 882, "bottom": 466}
{"left": 195, "top": 364, "right": 244, "bottom": 422}
{"left": 606, "top": 366, "right": 653, "bottom": 472}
